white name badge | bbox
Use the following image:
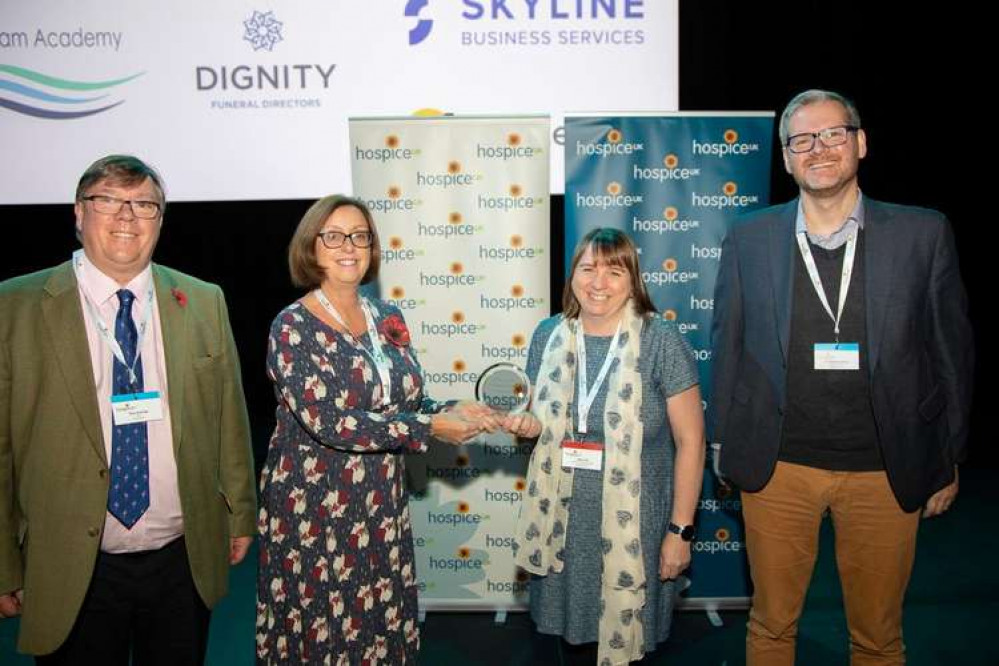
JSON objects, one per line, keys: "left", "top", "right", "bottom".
{"left": 111, "top": 391, "right": 164, "bottom": 425}
{"left": 561, "top": 440, "right": 604, "bottom": 471}
{"left": 814, "top": 343, "right": 860, "bottom": 371}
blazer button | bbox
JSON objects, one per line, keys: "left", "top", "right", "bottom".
{"left": 87, "top": 527, "right": 100, "bottom": 537}
{"left": 98, "top": 469, "right": 107, "bottom": 479}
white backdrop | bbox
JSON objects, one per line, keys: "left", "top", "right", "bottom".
{"left": 1, "top": 0, "right": 678, "bottom": 203}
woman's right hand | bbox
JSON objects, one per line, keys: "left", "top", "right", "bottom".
{"left": 430, "top": 412, "right": 482, "bottom": 445}
{"left": 501, "top": 412, "right": 542, "bottom": 439}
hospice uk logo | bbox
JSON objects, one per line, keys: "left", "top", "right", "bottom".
{"left": 0, "top": 64, "right": 143, "bottom": 119}
{"left": 691, "top": 128, "right": 761, "bottom": 158}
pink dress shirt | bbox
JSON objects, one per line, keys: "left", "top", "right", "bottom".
{"left": 73, "top": 250, "right": 184, "bottom": 553}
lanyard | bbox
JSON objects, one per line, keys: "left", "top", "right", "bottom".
{"left": 795, "top": 230, "right": 857, "bottom": 342}
{"left": 575, "top": 321, "right": 621, "bottom": 435}
{"left": 314, "top": 290, "right": 392, "bottom": 406}
{"left": 73, "top": 251, "right": 154, "bottom": 389}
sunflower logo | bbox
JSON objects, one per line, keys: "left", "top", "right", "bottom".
{"left": 723, "top": 129, "right": 738, "bottom": 144}
{"left": 387, "top": 186, "right": 401, "bottom": 199}
{"left": 507, "top": 133, "right": 522, "bottom": 146}
{"left": 456, "top": 454, "right": 470, "bottom": 467}
{"left": 512, "top": 333, "right": 526, "bottom": 347}
{"left": 663, "top": 206, "right": 679, "bottom": 221}
{"left": 449, "top": 211, "right": 463, "bottom": 224}
{"left": 389, "top": 236, "right": 403, "bottom": 250}
{"left": 386, "top": 135, "right": 400, "bottom": 148}
{"left": 511, "top": 284, "right": 525, "bottom": 297}
{"left": 716, "top": 528, "right": 730, "bottom": 542}
{"left": 447, "top": 160, "right": 461, "bottom": 174}
{"left": 457, "top": 501, "right": 470, "bottom": 514}
{"left": 662, "top": 259, "right": 678, "bottom": 272}
{"left": 458, "top": 547, "right": 471, "bottom": 559}
{"left": 514, "top": 479, "right": 527, "bottom": 491}
{"left": 390, "top": 286, "right": 405, "bottom": 299}
{"left": 723, "top": 182, "right": 738, "bottom": 196}
{"left": 453, "top": 359, "right": 466, "bottom": 372}
{"left": 606, "top": 181, "right": 622, "bottom": 196}
{"left": 452, "top": 311, "right": 465, "bottom": 323}
{"left": 607, "top": 128, "right": 622, "bottom": 144}
{"left": 663, "top": 309, "right": 677, "bottom": 321}
{"left": 450, "top": 262, "right": 463, "bottom": 274}
{"left": 663, "top": 154, "right": 679, "bottom": 168}
{"left": 510, "top": 184, "right": 523, "bottom": 197}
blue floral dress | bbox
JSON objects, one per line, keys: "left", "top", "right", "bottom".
{"left": 256, "top": 300, "right": 445, "bottom": 665}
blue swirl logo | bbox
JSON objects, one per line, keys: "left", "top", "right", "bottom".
{"left": 405, "top": 0, "right": 433, "bottom": 45}
{"left": 0, "top": 64, "right": 143, "bottom": 119}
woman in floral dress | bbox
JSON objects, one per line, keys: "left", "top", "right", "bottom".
{"left": 256, "top": 195, "right": 486, "bottom": 664}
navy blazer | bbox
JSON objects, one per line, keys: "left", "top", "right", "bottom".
{"left": 708, "top": 198, "right": 974, "bottom": 512}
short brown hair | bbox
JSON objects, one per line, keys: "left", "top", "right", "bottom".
{"left": 562, "top": 227, "right": 656, "bottom": 319}
{"left": 75, "top": 154, "right": 166, "bottom": 207}
{"left": 779, "top": 89, "right": 862, "bottom": 146}
{"left": 288, "top": 195, "right": 381, "bottom": 289}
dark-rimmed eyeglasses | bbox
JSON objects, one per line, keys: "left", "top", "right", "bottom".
{"left": 82, "top": 195, "right": 162, "bottom": 219}
{"left": 785, "top": 125, "right": 859, "bottom": 154}
{"left": 317, "top": 230, "right": 374, "bottom": 249}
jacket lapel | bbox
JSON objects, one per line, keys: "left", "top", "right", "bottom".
{"left": 40, "top": 262, "right": 106, "bottom": 464}
{"left": 862, "top": 199, "right": 895, "bottom": 378}
{"left": 153, "top": 266, "right": 188, "bottom": 453}
{"left": 769, "top": 200, "right": 798, "bottom": 366}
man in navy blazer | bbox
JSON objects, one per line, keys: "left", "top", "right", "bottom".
{"left": 710, "top": 90, "right": 973, "bottom": 666}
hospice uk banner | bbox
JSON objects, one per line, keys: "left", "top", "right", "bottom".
{"left": 1, "top": 0, "right": 677, "bottom": 203}
{"left": 566, "top": 112, "right": 775, "bottom": 609}
{"left": 350, "top": 115, "right": 549, "bottom": 610}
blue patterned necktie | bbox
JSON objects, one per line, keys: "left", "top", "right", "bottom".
{"left": 108, "top": 289, "right": 149, "bottom": 528}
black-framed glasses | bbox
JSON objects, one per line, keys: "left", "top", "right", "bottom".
{"left": 317, "top": 230, "right": 374, "bottom": 249}
{"left": 785, "top": 125, "right": 859, "bottom": 154}
{"left": 82, "top": 195, "right": 162, "bottom": 219}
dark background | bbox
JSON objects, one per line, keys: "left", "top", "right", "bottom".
{"left": 2, "top": 3, "right": 988, "bottom": 467}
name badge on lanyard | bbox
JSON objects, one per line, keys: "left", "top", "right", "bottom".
{"left": 561, "top": 440, "right": 604, "bottom": 471}
{"left": 112, "top": 391, "right": 164, "bottom": 425}
{"left": 814, "top": 343, "right": 860, "bottom": 370}
{"left": 796, "top": 231, "right": 861, "bottom": 372}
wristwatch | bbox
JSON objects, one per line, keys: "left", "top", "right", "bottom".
{"left": 668, "top": 522, "right": 696, "bottom": 542}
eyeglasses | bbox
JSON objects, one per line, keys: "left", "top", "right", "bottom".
{"left": 785, "top": 125, "right": 859, "bottom": 154}
{"left": 317, "top": 230, "right": 374, "bottom": 249}
{"left": 82, "top": 195, "right": 162, "bottom": 219}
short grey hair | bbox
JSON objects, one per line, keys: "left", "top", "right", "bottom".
{"left": 779, "top": 90, "right": 862, "bottom": 146}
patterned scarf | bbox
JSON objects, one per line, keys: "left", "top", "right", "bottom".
{"left": 514, "top": 303, "right": 646, "bottom": 666}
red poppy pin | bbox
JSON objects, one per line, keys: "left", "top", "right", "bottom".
{"left": 380, "top": 314, "right": 411, "bottom": 347}
{"left": 170, "top": 287, "right": 188, "bottom": 307}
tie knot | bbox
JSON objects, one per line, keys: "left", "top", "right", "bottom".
{"left": 117, "top": 289, "right": 136, "bottom": 311}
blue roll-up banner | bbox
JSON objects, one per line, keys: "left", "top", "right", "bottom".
{"left": 566, "top": 113, "right": 775, "bottom": 609}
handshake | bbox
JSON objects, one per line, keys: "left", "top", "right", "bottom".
{"left": 430, "top": 401, "right": 542, "bottom": 445}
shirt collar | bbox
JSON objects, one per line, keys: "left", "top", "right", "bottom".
{"left": 795, "top": 191, "right": 866, "bottom": 249}
{"left": 73, "top": 248, "right": 153, "bottom": 307}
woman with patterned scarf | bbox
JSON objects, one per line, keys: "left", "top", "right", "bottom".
{"left": 506, "top": 228, "right": 706, "bottom": 665}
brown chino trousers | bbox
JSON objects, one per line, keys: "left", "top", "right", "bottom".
{"left": 742, "top": 461, "right": 920, "bottom": 666}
